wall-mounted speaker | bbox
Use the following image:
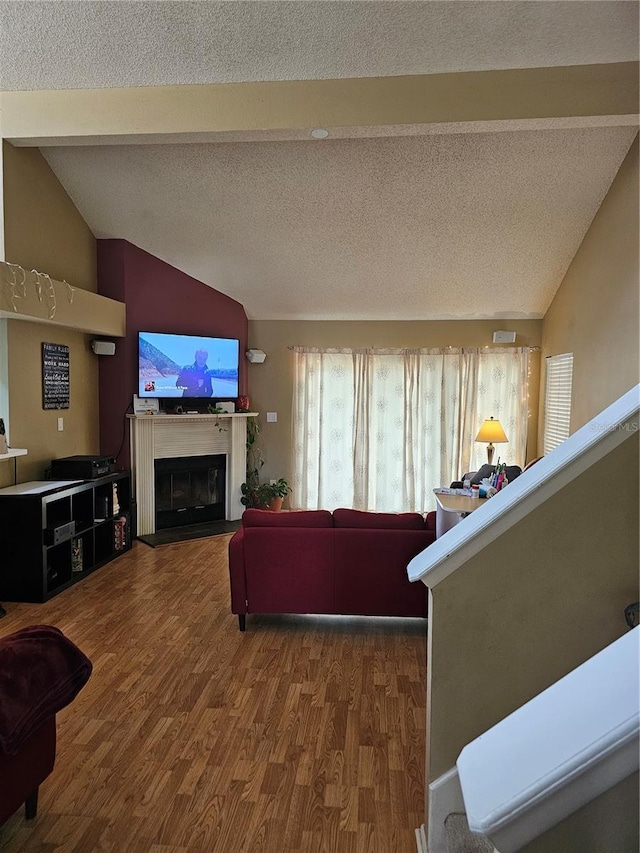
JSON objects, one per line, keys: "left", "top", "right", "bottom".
{"left": 245, "top": 349, "right": 267, "bottom": 363}
{"left": 92, "top": 340, "right": 116, "bottom": 356}
{"left": 492, "top": 331, "right": 517, "bottom": 344}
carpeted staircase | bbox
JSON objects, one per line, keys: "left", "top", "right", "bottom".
{"left": 444, "top": 813, "right": 496, "bottom": 853}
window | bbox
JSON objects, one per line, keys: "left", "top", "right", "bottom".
{"left": 543, "top": 353, "right": 573, "bottom": 454}
{"left": 292, "top": 347, "right": 530, "bottom": 512}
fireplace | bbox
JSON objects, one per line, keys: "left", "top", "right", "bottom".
{"left": 129, "top": 413, "right": 252, "bottom": 536}
{"left": 154, "top": 455, "right": 226, "bottom": 530}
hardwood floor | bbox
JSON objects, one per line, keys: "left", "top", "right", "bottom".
{"left": 0, "top": 536, "right": 427, "bottom": 852}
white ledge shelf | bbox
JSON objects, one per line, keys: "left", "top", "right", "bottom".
{"left": 0, "top": 448, "right": 28, "bottom": 460}
{"left": 0, "top": 261, "right": 125, "bottom": 336}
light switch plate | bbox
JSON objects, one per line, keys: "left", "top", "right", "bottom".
{"left": 266, "top": 412, "right": 277, "bottom": 423}
{"left": 57, "top": 417, "right": 64, "bottom": 432}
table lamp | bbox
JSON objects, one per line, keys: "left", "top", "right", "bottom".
{"left": 475, "top": 417, "right": 508, "bottom": 465}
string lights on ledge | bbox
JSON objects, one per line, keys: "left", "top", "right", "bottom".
{"left": 1, "top": 261, "right": 75, "bottom": 321}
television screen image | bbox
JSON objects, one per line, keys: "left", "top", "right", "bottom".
{"left": 138, "top": 332, "right": 239, "bottom": 399}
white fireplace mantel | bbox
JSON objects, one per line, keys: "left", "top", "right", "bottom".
{"left": 128, "top": 412, "right": 256, "bottom": 535}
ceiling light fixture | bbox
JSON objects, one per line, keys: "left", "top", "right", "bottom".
{"left": 310, "top": 128, "right": 329, "bottom": 139}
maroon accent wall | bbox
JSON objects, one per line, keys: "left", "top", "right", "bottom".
{"left": 97, "top": 239, "right": 248, "bottom": 468}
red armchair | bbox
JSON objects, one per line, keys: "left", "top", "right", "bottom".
{"left": 0, "top": 716, "right": 56, "bottom": 825}
{"left": 0, "top": 625, "right": 92, "bottom": 827}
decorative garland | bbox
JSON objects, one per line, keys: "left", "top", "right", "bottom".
{"left": 1, "top": 261, "right": 75, "bottom": 321}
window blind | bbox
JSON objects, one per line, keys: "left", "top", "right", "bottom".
{"left": 543, "top": 353, "right": 574, "bottom": 454}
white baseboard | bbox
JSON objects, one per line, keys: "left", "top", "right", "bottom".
{"left": 415, "top": 824, "right": 428, "bottom": 853}
{"left": 427, "top": 766, "right": 466, "bottom": 853}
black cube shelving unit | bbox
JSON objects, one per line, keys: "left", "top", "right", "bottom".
{"left": 0, "top": 472, "right": 132, "bottom": 603}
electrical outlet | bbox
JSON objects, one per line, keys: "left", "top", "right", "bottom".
{"left": 270, "top": 479, "right": 277, "bottom": 485}
{"left": 57, "top": 417, "right": 64, "bottom": 432}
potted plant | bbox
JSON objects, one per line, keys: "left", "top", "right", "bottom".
{"left": 240, "top": 481, "right": 269, "bottom": 509}
{"left": 239, "top": 416, "right": 292, "bottom": 511}
{"left": 240, "top": 417, "right": 265, "bottom": 507}
{"left": 265, "top": 478, "right": 292, "bottom": 512}
{"left": 240, "top": 478, "right": 292, "bottom": 511}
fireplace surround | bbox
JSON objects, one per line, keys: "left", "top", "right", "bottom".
{"left": 128, "top": 413, "right": 255, "bottom": 536}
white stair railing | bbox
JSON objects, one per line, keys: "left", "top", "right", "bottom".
{"left": 456, "top": 627, "right": 640, "bottom": 852}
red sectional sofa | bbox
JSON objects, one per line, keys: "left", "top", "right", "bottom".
{"left": 228, "top": 508, "right": 436, "bottom": 631}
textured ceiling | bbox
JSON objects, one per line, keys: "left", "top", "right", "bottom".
{"left": 42, "top": 127, "right": 636, "bottom": 320}
{"left": 3, "top": 1, "right": 638, "bottom": 321}
{"left": 1, "top": 1, "right": 638, "bottom": 90}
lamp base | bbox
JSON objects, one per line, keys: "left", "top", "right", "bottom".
{"left": 486, "top": 443, "right": 495, "bottom": 465}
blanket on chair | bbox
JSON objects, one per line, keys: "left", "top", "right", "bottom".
{"left": 0, "top": 625, "right": 92, "bottom": 755}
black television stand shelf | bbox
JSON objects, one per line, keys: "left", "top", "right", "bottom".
{"left": 0, "top": 472, "right": 132, "bottom": 603}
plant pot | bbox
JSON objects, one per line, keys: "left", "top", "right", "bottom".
{"left": 268, "top": 496, "right": 284, "bottom": 512}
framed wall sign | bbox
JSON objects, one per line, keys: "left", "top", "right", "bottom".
{"left": 42, "top": 342, "right": 70, "bottom": 410}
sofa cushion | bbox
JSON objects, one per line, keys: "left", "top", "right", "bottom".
{"left": 523, "top": 456, "right": 544, "bottom": 472}
{"left": 243, "top": 528, "right": 336, "bottom": 614}
{"left": 332, "top": 508, "right": 426, "bottom": 530}
{"left": 242, "top": 509, "right": 333, "bottom": 528}
{"left": 333, "top": 529, "right": 431, "bottom": 617}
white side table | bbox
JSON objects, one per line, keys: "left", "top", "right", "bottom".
{"left": 433, "top": 490, "right": 486, "bottom": 538}
{"left": 0, "top": 448, "right": 28, "bottom": 486}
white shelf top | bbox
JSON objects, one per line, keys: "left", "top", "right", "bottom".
{"left": 0, "top": 448, "right": 28, "bottom": 460}
{"left": 0, "top": 479, "right": 83, "bottom": 496}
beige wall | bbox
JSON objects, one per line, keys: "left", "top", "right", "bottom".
{"left": 427, "top": 430, "right": 639, "bottom": 783}
{"left": 248, "top": 319, "right": 542, "bottom": 488}
{"left": 7, "top": 321, "right": 99, "bottom": 482}
{"left": 540, "top": 135, "right": 639, "bottom": 441}
{"left": 3, "top": 143, "right": 96, "bottom": 291}
{"left": 1, "top": 142, "right": 98, "bottom": 487}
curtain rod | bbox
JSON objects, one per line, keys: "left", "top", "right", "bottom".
{"left": 288, "top": 345, "right": 541, "bottom": 351}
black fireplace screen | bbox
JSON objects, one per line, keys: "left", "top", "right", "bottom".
{"left": 154, "top": 455, "right": 225, "bottom": 529}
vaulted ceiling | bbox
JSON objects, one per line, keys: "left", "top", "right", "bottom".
{"left": 1, "top": 1, "right": 638, "bottom": 320}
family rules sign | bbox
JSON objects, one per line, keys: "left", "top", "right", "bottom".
{"left": 42, "top": 342, "right": 70, "bottom": 410}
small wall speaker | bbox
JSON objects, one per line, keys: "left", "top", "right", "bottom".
{"left": 492, "top": 331, "right": 517, "bottom": 344}
{"left": 92, "top": 340, "right": 116, "bottom": 356}
{"left": 245, "top": 349, "right": 267, "bottom": 364}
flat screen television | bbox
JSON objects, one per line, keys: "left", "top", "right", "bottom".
{"left": 138, "top": 331, "right": 239, "bottom": 399}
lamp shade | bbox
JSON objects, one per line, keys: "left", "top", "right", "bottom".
{"left": 476, "top": 417, "right": 509, "bottom": 464}
{"left": 475, "top": 417, "right": 509, "bottom": 444}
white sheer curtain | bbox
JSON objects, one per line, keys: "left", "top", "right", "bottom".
{"left": 292, "top": 347, "right": 530, "bottom": 512}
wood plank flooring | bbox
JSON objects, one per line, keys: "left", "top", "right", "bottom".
{"left": 0, "top": 536, "right": 427, "bottom": 852}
